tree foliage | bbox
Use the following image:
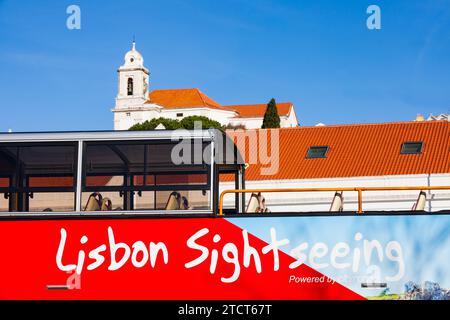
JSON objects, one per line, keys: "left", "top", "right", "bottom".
{"left": 129, "top": 117, "right": 180, "bottom": 130}
{"left": 261, "top": 98, "right": 281, "bottom": 129}
{"left": 129, "top": 116, "right": 223, "bottom": 131}
{"left": 179, "top": 115, "right": 223, "bottom": 129}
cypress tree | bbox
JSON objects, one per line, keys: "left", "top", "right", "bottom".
{"left": 262, "top": 98, "right": 281, "bottom": 128}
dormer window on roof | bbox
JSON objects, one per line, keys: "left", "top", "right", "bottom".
{"left": 306, "top": 146, "right": 329, "bottom": 159}
{"left": 401, "top": 141, "right": 423, "bottom": 154}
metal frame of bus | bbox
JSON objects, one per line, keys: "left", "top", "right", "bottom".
{"left": 1, "top": 130, "right": 449, "bottom": 219}
{"left": 0, "top": 129, "right": 245, "bottom": 217}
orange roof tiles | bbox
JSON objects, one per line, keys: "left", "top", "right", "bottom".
{"left": 146, "top": 88, "right": 228, "bottom": 110}
{"left": 229, "top": 121, "right": 450, "bottom": 181}
{"left": 146, "top": 88, "right": 294, "bottom": 118}
{"left": 225, "top": 102, "right": 293, "bottom": 118}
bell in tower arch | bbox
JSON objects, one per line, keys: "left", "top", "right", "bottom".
{"left": 127, "top": 77, "right": 133, "bottom": 96}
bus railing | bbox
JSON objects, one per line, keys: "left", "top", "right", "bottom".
{"left": 218, "top": 186, "right": 450, "bottom": 216}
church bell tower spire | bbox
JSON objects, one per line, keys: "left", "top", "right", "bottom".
{"left": 112, "top": 41, "right": 150, "bottom": 129}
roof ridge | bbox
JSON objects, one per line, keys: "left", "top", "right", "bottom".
{"left": 150, "top": 88, "right": 198, "bottom": 92}
{"left": 195, "top": 88, "right": 208, "bottom": 107}
{"left": 224, "top": 102, "right": 293, "bottom": 107}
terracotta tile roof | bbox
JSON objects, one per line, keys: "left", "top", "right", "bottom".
{"left": 146, "top": 88, "right": 294, "bottom": 119}
{"left": 146, "top": 88, "right": 231, "bottom": 111}
{"left": 227, "top": 121, "right": 450, "bottom": 181}
{"left": 225, "top": 102, "right": 293, "bottom": 118}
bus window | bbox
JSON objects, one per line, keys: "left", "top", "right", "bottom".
{"left": 146, "top": 141, "right": 211, "bottom": 166}
{"left": 0, "top": 143, "right": 77, "bottom": 213}
{"left": 0, "top": 177, "right": 9, "bottom": 212}
{"left": 0, "top": 196, "right": 7, "bottom": 212}
{"left": 28, "top": 192, "right": 75, "bottom": 212}
{"left": 82, "top": 191, "right": 124, "bottom": 211}
{"left": 0, "top": 177, "right": 8, "bottom": 188}
{"left": 86, "top": 176, "right": 124, "bottom": 187}
{"left": 218, "top": 172, "right": 239, "bottom": 214}
{"left": 155, "top": 190, "right": 210, "bottom": 210}
{"left": 82, "top": 143, "right": 145, "bottom": 211}
{"left": 134, "top": 191, "right": 155, "bottom": 210}
{"left": 0, "top": 146, "right": 16, "bottom": 211}
{"left": 155, "top": 173, "right": 208, "bottom": 186}
{"left": 82, "top": 140, "right": 212, "bottom": 211}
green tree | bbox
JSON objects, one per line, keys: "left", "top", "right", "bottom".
{"left": 179, "top": 115, "right": 223, "bottom": 129}
{"left": 128, "top": 116, "right": 223, "bottom": 131}
{"left": 261, "top": 98, "right": 281, "bottom": 129}
{"left": 129, "top": 117, "right": 180, "bottom": 131}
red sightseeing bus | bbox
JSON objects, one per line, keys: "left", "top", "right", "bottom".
{"left": 0, "top": 129, "right": 449, "bottom": 300}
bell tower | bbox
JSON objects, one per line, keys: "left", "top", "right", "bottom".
{"left": 115, "top": 41, "right": 149, "bottom": 107}
{"left": 113, "top": 41, "right": 150, "bottom": 129}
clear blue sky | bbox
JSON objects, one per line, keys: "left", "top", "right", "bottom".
{"left": 0, "top": 0, "right": 449, "bottom": 132}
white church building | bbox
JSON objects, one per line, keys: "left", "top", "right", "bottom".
{"left": 112, "top": 43, "right": 299, "bottom": 130}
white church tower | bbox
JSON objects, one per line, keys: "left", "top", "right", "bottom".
{"left": 112, "top": 42, "right": 151, "bottom": 130}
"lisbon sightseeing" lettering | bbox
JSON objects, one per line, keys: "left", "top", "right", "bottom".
{"left": 56, "top": 226, "right": 404, "bottom": 283}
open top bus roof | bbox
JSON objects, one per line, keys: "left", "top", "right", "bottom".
{"left": 0, "top": 129, "right": 245, "bottom": 166}
{"left": 0, "top": 129, "right": 221, "bottom": 142}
